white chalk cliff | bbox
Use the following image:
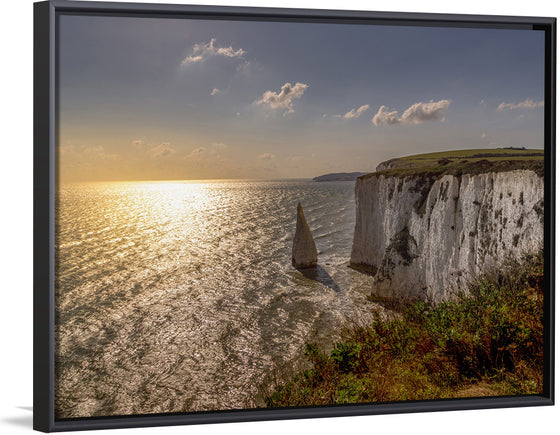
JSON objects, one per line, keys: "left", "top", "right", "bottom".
{"left": 350, "top": 169, "right": 544, "bottom": 302}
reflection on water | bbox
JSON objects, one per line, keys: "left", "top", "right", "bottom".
{"left": 55, "top": 180, "right": 374, "bottom": 418}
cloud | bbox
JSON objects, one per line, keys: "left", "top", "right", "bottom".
{"left": 186, "top": 143, "right": 228, "bottom": 161}
{"left": 181, "top": 38, "right": 245, "bottom": 65}
{"left": 211, "top": 142, "right": 228, "bottom": 150}
{"left": 372, "top": 106, "right": 401, "bottom": 126}
{"left": 129, "top": 140, "right": 177, "bottom": 159}
{"left": 497, "top": 98, "right": 544, "bottom": 111}
{"left": 255, "top": 82, "right": 308, "bottom": 115}
{"left": 91, "top": 146, "right": 120, "bottom": 160}
{"left": 372, "top": 99, "right": 451, "bottom": 126}
{"left": 210, "top": 88, "right": 221, "bottom": 96}
{"left": 59, "top": 144, "right": 77, "bottom": 156}
{"left": 188, "top": 147, "right": 208, "bottom": 158}
{"left": 235, "top": 60, "right": 263, "bottom": 77}
{"left": 340, "top": 104, "right": 370, "bottom": 119}
{"left": 401, "top": 100, "right": 451, "bottom": 124}
{"left": 148, "top": 143, "right": 176, "bottom": 158}
{"left": 61, "top": 145, "right": 120, "bottom": 161}
{"left": 258, "top": 153, "right": 276, "bottom": 161}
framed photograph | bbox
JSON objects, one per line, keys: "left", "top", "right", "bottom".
{"left": 34, "top": 0, "right": 555, "bottom": 432}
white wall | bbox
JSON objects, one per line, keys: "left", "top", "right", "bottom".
{"left": 1, "top": 0, "right": 557, "bottom": 434}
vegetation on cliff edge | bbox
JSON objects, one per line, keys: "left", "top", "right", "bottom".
{"left": 264, "top": 252, "right": 544, "bottom": 406}
{"left": 362, "top": 148, "right": 544, "bottom": 180}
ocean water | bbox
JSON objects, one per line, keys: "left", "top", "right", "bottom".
{"left": 55, "top": 180, "right": 375, "bottom": 418}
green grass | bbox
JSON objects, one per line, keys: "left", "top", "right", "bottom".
{"left": 361, "top": 148, "right": 544, "bottom": 180}
{"left": 399, "top": 148, "right": 543, "bottom": 161}
{"left": 264, "top": 252, "right": 544, "bottom": 407}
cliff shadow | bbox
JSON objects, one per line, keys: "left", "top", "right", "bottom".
{"left": 297, "top": 265, "right": 341, "bottom": 292}
{"left": 347, "top": 262, "right": 378, "bottom": 277}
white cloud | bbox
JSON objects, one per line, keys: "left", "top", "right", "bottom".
{"left": 372, "top": 99, "right": 451, "bottom": 126}
{"left": 258, "top": 153, "right": 276, "bottom": 161}
{"left": 497, "top": 98, "right": 544, "bottom": 111}
{"left": 255, "top": 82, "right": 308, "bottom": 115}
{"left": 184, "top": 55, "right": 203, "bottom": 64}
{"left": 148, "top": 143, "right": 175, "bottom": 159}
{"left": 210, "top": 88, "right": 221, "bottom": 96}
{"left": 372, "top": 106, "right": 401, "bottom": 126}
{"left": 401, "top": 100, "right": 451, "bottom": 124}
{"left": 341, "top": 104, "right": 370, "bottom": 119}
{"left": 181, "top": 38, "right": 245, "bottom": 65}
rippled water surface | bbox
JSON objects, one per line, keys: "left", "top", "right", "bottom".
{"left": 55, "top": 180, "right": 374, "bottom": 418}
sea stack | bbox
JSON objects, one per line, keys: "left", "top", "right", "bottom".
{"left": 292, "top": 202, "right": 318, "bottom": 269}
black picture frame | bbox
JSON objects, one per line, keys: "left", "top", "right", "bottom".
{"left": 33, "top": 0, "right": 556, "bottom": 432}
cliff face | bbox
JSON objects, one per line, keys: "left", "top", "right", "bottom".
{"left": 350, "top": 170, "right": 544, "bottom": 302}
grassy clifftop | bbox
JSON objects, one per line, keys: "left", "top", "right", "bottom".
{"left": 362, "top": 148, "right": 544, "bottom": 180}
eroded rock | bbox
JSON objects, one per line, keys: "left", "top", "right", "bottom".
{"left": 292, "top": 202, "right": 318, "bottom": 269}
{"left": 351, "top": 170, "right": 544, "bottom": 302}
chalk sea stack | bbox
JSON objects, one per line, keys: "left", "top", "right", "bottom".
{"left": 292, "top": 202, "right": 318, "bottom": 269}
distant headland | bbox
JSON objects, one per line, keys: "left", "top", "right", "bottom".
{"left": 312, "top": 172, "right": 367, "bottom": 182}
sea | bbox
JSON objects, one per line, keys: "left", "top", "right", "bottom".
{"left": 55, "top": 179, "right": 376, "bottom": 418}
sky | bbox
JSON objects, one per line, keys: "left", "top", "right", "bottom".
{"left": 57, "top": 14, "right": 546, "bottom": 182}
